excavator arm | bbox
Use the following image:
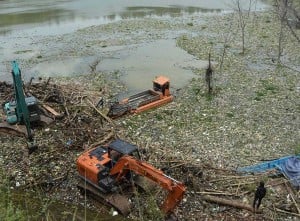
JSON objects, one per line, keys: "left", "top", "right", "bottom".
{"left": 11, "top": 61, "right": 36, "bottom": 153}
{"left": 109, "top": 155, "right": 186, "bottom": 214}
{"left": 11, "top": 61, "right": 32, "bottom": 140}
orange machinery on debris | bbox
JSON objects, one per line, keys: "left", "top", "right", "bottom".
{"left": 107, "top": 76, "right": 173, "bottom": 118}
{"left": 77, "top": 139, "right": 186, "bottom": 216}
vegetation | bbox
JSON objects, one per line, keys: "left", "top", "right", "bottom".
{"left": 0, "top": 170, "right": 26, "bottom": 221}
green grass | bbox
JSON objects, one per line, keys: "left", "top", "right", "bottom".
{"left": 254, "top": 91, "right": 266, "bottom": 101}
{"left": 0, "top": 172, "right": 26, "bottom": 221}
{"left": 260, "top": 79, "right": 278, "bottom": 93}
{"left": 254, "top": 79, "right": 278, "bottom": 101}
{"left": 143, "top": 195, "right": 164, "bottom": 221}
{"left": 226, "top": 112, "right": 234, "bottom": 118}
{"left": 154, "top": 113, "right": 163, "bottom": 121}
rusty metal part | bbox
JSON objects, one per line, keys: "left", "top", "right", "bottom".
{"left": 77, "top": 179, "right": 131, "bottom": 216}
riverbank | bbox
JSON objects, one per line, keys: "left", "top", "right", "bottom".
{"left": 0, "top": 7, "right": 299, "bottom": 221}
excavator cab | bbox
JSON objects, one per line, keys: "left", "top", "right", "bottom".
{"left": 153, "top": 76, "right": 170, "bottom": 97}
{"left": 4, "top": 96, "right": 40, "bottom": 124}
{"left": 108, "top": 139, "right": 141, "bottom": 164}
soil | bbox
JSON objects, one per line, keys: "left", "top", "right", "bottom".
{"left": 0, "top": 7, "right": 300, "bottom": 221}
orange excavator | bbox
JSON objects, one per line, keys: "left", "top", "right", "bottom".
{"left": 107, "top": 76, "right": 173, "bottom": 118}
{"left": 77, "top": 139, "right": 186, "bottom": 216}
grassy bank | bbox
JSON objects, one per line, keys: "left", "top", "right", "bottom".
{"left": 0, "top": 169, "right": 26, "bottom": 221}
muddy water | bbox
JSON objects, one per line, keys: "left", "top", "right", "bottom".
{"left": 24, "top": 38, "right": 205, "bottom": 93}
{"left": 0, "top": 0, "right": 267, "bottom": 35}
{"left": 0, "top": 0, "right": 268, "bottom": 90}
{"left": 98, "top": 39, "right": 207, "bottom": 95}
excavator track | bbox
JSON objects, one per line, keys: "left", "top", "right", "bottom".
{"left": 77, "top": 179, "right": 131, "bottom": 216}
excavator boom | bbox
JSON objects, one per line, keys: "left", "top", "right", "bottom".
{"left": 110, "top": 155, "right": 186, "bottom": 214}
{"left": 11, "top": 61, "right": 32, "bottom": 139}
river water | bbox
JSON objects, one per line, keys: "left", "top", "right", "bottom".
{"left": 0, "top": 0, "right": 268, "bottom": 90}
{"left": 0, "top": 0, "right": 267, "bottom": 35}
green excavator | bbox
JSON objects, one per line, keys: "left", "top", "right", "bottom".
{"left": 1, "top": 61, "right": 40, "bottom": 153}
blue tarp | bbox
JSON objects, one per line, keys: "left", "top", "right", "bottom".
{"left": 281, "top": 157, "right": 300, "bottom": 187}
{"left": 237, "top": 155, "right": 300, "bottom": 188}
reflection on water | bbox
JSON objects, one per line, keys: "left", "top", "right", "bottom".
{"left": 0, "top": 5, "right": 217, "bottom": 35}
{"left": 111, "top": 6, "right": 221, "bottom": 20}
{"left": 0, "top": 0, "right": 268, "bottom": 36}
{"left": 0, "top": 8, "right": 74, "bottom": 28}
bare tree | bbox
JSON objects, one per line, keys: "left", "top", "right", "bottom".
{"left": 275, "top": 0, "right": 288, "bottom": 63}
{"left": 274, "top": 0, "right": 300, "bottom": 63}
{"left": 286, "top": 0, "right": 300, "bottom": 42}
{"left": 219, "top": 22, "right": 233, "bottom": 74}
{"left": 235, "top": 0, "right": 253, "bottom": 54}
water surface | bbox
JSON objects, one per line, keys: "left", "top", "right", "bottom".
{"left": 0, "top": 0, "right": 268, "bottom": 36}
{"left": 99, "top": 39, "right": 207, "bottom": 94}
{"left": 0, "top": 0, "right": 268, "bottom": 91}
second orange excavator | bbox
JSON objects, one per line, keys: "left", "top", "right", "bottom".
{"left": 77, "top": 139, "right": 186, "bottom": 217}
{"left": 107, "top": 76, "right": 173, "bottom": 118}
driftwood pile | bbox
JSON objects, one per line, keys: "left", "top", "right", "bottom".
{"left": 1, "top": 78, "right": 115, "bottom": 147}
{"left": 0, "top": 79, "right": 299, "bottom": 220}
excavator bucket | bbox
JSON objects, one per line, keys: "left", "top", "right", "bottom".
{"left": 0, "top": 121, "right": 28, "bottom": 137}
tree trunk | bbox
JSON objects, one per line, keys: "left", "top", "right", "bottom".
{"left": 202, "top": 195, "right": 261, "bottom": 213}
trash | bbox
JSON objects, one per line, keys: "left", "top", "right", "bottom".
{"left": 66, "top": 139, "right": 73, "bottom": 148}
{"left": 96, "top": 97, "right": 104, "bottom": 108}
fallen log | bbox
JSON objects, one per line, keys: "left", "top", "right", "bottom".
{"left": 202, "top": 195, "right": 259, "bottom": 213}
{"left": 86, "top": 99, "right": 115, "bottom": 126}
{"left": 275, "top": 207, "right": 300, "bottom": 217}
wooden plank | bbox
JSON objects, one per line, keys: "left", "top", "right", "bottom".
{"left": 42, "top": 104, "right": 63, "bottom": 118}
